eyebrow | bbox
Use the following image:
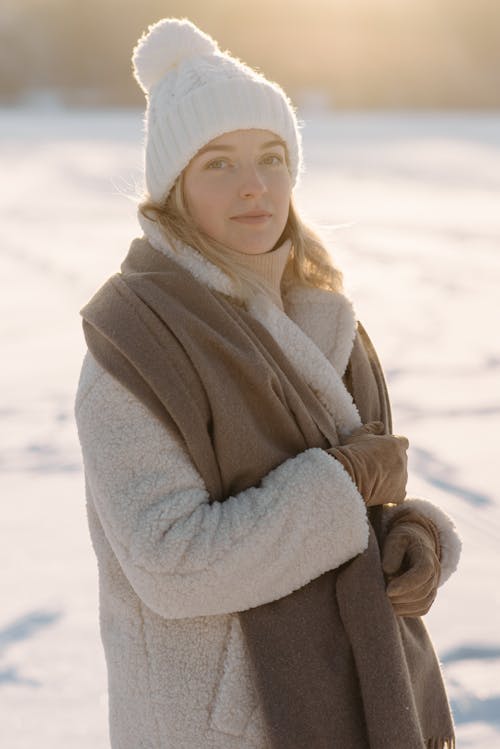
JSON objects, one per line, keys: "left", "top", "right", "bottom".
{"left": 195, "top": 139, "right": 286, "bottom": 158}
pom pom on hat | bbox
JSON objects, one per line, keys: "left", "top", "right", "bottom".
{"left": 132, "top": 17, "right": 219, "bottom": 93}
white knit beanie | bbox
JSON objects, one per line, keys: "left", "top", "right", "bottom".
{"left": 132, "top": 18, "right": 304, "bottom": 203}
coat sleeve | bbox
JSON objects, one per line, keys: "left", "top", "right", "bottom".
{"left": 75, "top": 351, "right": 369, "bottom": 620}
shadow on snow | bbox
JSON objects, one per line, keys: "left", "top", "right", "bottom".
{"left": 0, "top": 609, "right": 63, "bottom": 687}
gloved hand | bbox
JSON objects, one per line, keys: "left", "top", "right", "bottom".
{"left": 341, "top": 420, "right": 387, "bottom": 443}
{"left": 326, "top": 421, "right": 409, "bottom": 507}
{"left": 382, "top": 509, "right": 442, "bottom": 617}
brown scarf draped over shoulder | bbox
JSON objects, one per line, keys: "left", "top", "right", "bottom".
{"left": 80, "top": 237, "right": 455, "bottom": 749}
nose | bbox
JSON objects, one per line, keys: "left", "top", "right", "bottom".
{"left": 238, "top": 165, "right": 267, "bottom": 199}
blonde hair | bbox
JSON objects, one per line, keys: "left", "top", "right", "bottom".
{"left": 138, "top": 170, "right": 344, "bottom": 305}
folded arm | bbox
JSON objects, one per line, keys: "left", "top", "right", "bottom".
{"left": 75, "top": 352, "right": 370, "bottom": 620}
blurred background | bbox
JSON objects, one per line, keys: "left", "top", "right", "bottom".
{"left": 1, "top": 2, "right": 499, "bottom": 748}
{"left": 2, "top": 0, "right": 500, "bottom": 109}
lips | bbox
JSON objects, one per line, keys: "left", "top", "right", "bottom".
{"left": 230, "top": 210, "right": 272, "bottom": 225}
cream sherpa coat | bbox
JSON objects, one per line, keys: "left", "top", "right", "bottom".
{"left": 74, "top": 225, "right": 461, "bottom": 749}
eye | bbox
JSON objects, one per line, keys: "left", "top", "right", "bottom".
{"left": 262, "top": 153, "right": 284, "bottom": 166}
{"left": 206, "top": 158, "right": 230, "bottom": 170}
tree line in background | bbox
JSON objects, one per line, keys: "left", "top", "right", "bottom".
{"left": 1, "top": 0, "right": 499, "bottom": 109}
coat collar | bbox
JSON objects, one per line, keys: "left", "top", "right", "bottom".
{"left": 137, "top": 212, "right": 362, "bottom": 436}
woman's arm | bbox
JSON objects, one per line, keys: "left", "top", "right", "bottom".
{"left": 75, "top": 351, "right": 369, "bottom": 620}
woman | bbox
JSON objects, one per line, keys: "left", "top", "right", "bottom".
{"left": 75, "top": 18, "right": 461, "bottom": 749}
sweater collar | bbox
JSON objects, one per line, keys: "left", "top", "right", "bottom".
{"left": 221, "top": 238, "right": 292, "bottom": 311}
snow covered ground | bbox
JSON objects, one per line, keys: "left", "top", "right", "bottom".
{"left": 1, "top": 107, "right": 499, "bottom": 747}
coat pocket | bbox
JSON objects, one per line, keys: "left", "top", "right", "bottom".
{"left": 208, "top": 614, "right": 261, "bottom": 739}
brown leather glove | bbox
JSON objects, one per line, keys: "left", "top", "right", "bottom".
{"left": 341, "top": 420, "right": 387, "bottom": 443}
{"left": 382, "top": 509, "right": 442, "bottom": 617}
{"left": 326, "top": 421, "right": 409, "bottom": 507}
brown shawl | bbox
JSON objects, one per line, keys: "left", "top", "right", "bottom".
{"left": 80, "top": 237, "right": 455, "bottom": 749}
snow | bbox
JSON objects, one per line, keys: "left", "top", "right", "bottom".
{"left": 1, "top": 107, "right": 499, "bottom": 747}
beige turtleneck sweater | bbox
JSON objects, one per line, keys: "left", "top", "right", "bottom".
{"left": 227, "top": 238, "right": 292, "bottom": 311}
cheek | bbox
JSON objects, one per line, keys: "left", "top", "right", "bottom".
{"left": 186, "top": 183, "right": 226, "bottom": 232}
{"left": 269, "top": 168, "right": 291, "bottom": 195}
{"left": 272, "top": 174, "right": 292, "bottom": 216}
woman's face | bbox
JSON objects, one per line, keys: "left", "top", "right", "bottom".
{"left": 182, "top": 128, "right": 292, "bottom": 255}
